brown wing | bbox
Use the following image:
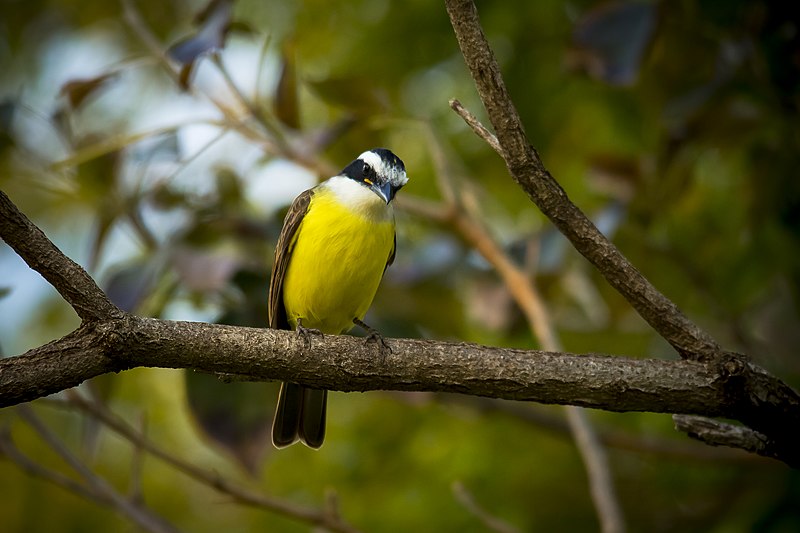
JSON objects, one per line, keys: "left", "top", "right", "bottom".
{"left": 268, "top": 189, "right": 314, "bottom": 330}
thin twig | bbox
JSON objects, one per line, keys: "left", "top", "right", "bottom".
{"left": 61, "top": 392, "right": 361, "bottom": 533}
{"left": 673, "top": 415, "right": 778, "bottom": 459}
{"left": 50, "top": 119, "right": 227, "bottom": 171}
{"left": 129, "top": 412, "right": 147, "bottom": 505}
{"left": 121, "top": 0, "right": 181, "bottom": 85}
{"left": 15, "top": 405, "right": 179, "bottom": 533}
{"left": 452, "top": 481, "right": 520, "bottom": 533}
{"left": 449, "top": 98, "right": 502, "bottom": 155}
{"left": 0, "top": 427, "right": 102, "bottom": 503}
{"left": 438, "top": 395, "right": 761, "bottom": 463}
{"left": 424, "top": 125, "right": 458, "bottom": 207}
{"left": 564, "top": 407, "right": 625, "bottom": 533}
{"left": 210, "top": 52, "right": 288, "bottom": 149}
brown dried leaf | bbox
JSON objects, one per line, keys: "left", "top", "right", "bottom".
{"left": 273, "top": 43, "right": 300, "bottom": 129}
{"left": 59, "top": 73, "right": 117, "bottom": 110}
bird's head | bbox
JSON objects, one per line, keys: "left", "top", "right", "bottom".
{"left": 341, "top": 148, "right": 408, "bottom": 204}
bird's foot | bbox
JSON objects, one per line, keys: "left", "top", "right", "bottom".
{"left": 296, "top": 318, "right": 322, "bottom": 347}
{"left": 353, "top": 318, "right": 391, "bottom": 362}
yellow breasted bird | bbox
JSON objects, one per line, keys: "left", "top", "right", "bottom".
{"left": 269, "top": 148, "right": 408, "bottom": 449}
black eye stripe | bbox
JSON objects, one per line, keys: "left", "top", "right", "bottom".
{"left": 340, "top": 150, "right": 405, "bottom": 187}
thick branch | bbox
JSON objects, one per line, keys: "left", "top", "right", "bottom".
{"left": 443, "top": 0, "right": 720, "bottom": 361}
{"left": 0, "top": 314, "right": 797, "bottom": 464}
{"left": 0, "top": 190, "right": 121, "bottom": 322}
{"left": 0, "top": 316, "right": 722, "bottom": 410}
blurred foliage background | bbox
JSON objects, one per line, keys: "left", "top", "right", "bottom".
{"left": 1, "top": 0, "right": 799, "bottom": 531}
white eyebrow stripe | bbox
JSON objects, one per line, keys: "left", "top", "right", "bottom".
{"left": 357, "top": 150, "right": 408, "bottom": 188}
{"left": 358, "top": 151, "right": 385, "bottom": 174}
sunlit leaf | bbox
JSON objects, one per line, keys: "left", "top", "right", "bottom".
{"left": 568, "top": 1, "right": 658, "bottom": 86}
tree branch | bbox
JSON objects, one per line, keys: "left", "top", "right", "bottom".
{"left": 441, "top": 396, "right": 764, "bottom": 462}
{"left": 0, "top": 315, "right": 725, "bottom": 411}
{"left": 673, "top": 415, "right": 781, "bottom": 461}
{"left": 3, "top": 312, "right": 799, "bottom": 465}
{"left": 0, "top": 191, "right": 121, "bottom": 322}
{"left": 14, "top": 406, "right": 179, "bottom": 533}
{"left": 452, "top": 481, "right": 520, "bottom": 533}
{"left": 443, "top": 0, "right": 720, "bottom": 362}
{"left": 1, "top": 183, "right": 799, "bottom": 466}
{"left": 564, "top": 406, "right": 624, "bottom": 533}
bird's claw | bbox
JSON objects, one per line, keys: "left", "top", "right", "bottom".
{"left": 296, "top": 319, "right": 322, "bottom": 347}
{"left": 364, "top": 331, "right": 391, "bottom": 362}
{"left": 353, "top": 318, "right": 391, "bottom": 362}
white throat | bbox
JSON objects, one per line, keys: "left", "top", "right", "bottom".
{"left": 322, "top": 176, "right": 393, "bottom": 221}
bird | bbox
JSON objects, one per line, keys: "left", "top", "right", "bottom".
{"left": 268, "top": 148, "right": 408, "bottom": 449}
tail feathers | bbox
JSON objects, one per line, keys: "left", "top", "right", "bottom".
{"left": 272, "top": 382, "right": 302, "bottom": 448}
{"left": 271, "top": 382, "right": 327, "bottom": 449}
{"left": 299, "top": 388, "right": 327, "bottom": 449}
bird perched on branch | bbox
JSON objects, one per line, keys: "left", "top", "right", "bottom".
{"left": 268, "top": 148, "right": 408, "bottom": 449}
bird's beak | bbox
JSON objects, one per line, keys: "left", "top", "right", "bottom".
{"left": 372, "top": 181, "right": 395, "bottom": 204}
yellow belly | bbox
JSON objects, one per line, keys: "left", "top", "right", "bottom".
{"left": 282, "top": 192, "right": 395, "bottom": 334}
